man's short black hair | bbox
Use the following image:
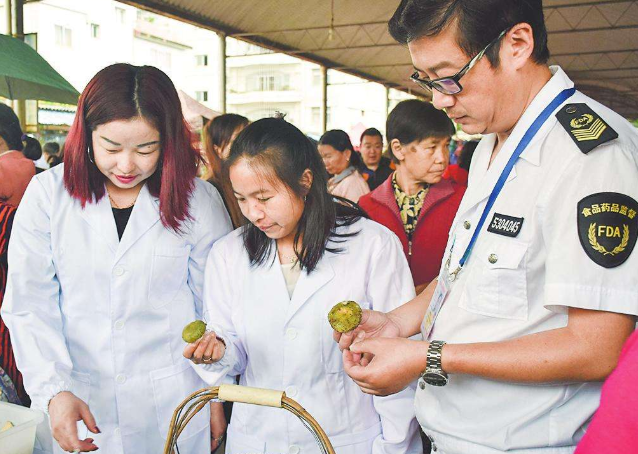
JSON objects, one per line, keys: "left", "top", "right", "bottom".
{"left": 388, "top": 0, "right": 549, "bottom": 67}
{"left": 360, "top": 128, "right": 383, "bottom": 144}
{"left": 386, "top": 99, "right": 455, "bottom": 164}
{"left": 43, "top": 142, "right": 60, "bottom": 156}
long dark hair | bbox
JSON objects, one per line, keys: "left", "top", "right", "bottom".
{"left": 319, "top": 129, "right": 363, "bottom": 168}
{"left": 203, "top": 114, "right": 249, "bottom": 227}
{"left": 63, "top": 63, "right": 200, "bottom": 233}
{"left": 203, "top": 113, "right": 249, "bottom": 183}
{"left": 226, "top": 118, "right": 366, "bottom": 273}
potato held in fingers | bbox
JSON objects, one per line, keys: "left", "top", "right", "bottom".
{"left": 182, "top": 320, "right": 207, "bottom": 343}
{"left": 328, "top": 300, "right": 362, "bottom": 333}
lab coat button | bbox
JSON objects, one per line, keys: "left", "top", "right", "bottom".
{"left": 113, "top": 266, "right": 125, "bottom": 276}
{"left": 114, "top": 427, "right": 121, "bottom": 437}
{"left": 463, "top": 220, "right": 471, "bottom": 230}
{"left": 289, "top": 445, "right": 300, "bottom": 454}
{"left": 114, "top": 320, "right": 124, "bottom": 330}
{"left": 285, "top": 328, "right": 297, "bottom": 340}
{"left": 488, "top": 254, "right": 498, "bottom": 264}
{"left": 116, "top": 374, "right": 126, "bottom": 384}
{"left": 285, "top": 386, "right": 298, "bottom": 397}
{"left": 419, "top": 380, "right": 426, "bottom": 390}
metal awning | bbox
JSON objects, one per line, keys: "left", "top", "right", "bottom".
{"left": 118, "top": 0, "right": 638, "bottom": 118}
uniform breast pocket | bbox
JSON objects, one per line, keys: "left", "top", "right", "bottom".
{"left": 460, "top": 239, "right": 529, "bottom": 320}
{"left": 148, "top": 245, "right": 191, "bottom": 309}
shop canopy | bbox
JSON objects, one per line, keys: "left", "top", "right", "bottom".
{"left": 119, "top": 0, "right": 638, "bottom": 118}
{"left": 0, "top": 33, "right": 80, "bottom": 105}
{"left": 178, "top": 90, "right": 221, "bottom": 130}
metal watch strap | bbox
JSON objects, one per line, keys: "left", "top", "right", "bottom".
{"left": 426, "top": 340, "right": 446, "bottom": 373}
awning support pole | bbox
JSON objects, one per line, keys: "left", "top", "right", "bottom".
{"left": 12, "top": 0, "right": 26, "bottom": 129}
{"left": 218, "top": 32, "right": 226, "bottom": 114}
{"left": 4, "top": 0, "right": 11, "bottom": 35}
{"left": 321, "top": 66, "right": 328, "bottom": 133}
{"left": 385, "top": 86, "right": 390, "bottom": 119}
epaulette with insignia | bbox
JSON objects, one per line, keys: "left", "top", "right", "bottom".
{"left": 556, "top": 103, "right": 618, "bottom": 154}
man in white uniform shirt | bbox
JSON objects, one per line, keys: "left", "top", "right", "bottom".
{"left": 335, "top": 1, "right": 638, "bottom": 453}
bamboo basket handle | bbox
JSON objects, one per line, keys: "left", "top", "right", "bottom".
{"left": 163, "top": 386, "right": 336, "bottom": 454}
{"left": 218, "top": 384, "right": 284, "bottom": 407}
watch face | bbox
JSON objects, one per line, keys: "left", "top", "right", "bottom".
{"left": 424, "top": 372, "right": 448, "bottom": 387}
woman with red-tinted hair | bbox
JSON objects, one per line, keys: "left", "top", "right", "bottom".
{"left": 1, "top": 63, "right": 232, "bottom": 454}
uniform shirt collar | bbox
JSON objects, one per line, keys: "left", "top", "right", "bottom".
{"left": 486, "top": 65, "right": 575, "bottom": 168}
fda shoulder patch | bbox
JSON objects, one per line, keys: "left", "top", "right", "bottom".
{"left": 577, "top": 193, "right": 638, "bottom": 268}
{"left": 556, "top": 103, "right": 618, "bottom": 154}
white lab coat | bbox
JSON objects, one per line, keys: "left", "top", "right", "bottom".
{"left": 1, "top": 165, "right": 232, "bottom": 454}
{"left": 196, "top": 218, "right": 422, "bottom": 454}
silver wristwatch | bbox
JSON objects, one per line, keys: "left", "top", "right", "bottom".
{"left": 421, "top": 340, "right": 448, "bottom": 387}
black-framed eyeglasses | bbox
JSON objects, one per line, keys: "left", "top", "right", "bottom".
{"left": 410, "top": 28, "right": 509, "bottom": 95}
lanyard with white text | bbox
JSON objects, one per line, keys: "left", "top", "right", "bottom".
{"left": 447, "top": 87, "right": 576, "bottom": 281}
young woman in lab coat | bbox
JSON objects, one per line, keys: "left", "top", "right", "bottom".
{"left": 1, "top": 64, "right": 232, "bottom": 454}
{"left": 184, "top": 118, "right": 422, "bottom": 454}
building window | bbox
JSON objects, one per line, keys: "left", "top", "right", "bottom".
{"left": 55, "top": 25, "right": 72, "bottom": 48}
{"left": 24, "top": 33, "right": 37, "bottom": 50}
{"left": 259, "top": 75, "right": 276, "bottom": 91}
{"left": 196, "top": 91, "right": 209, "bottom": 102}
{"left": 311, "top": 107, "right": 320, "bottom": 124}
{"left": 312, "top": 68, "right": 321, "bottom": 86}
{"left": 90, "top": 23, "right": 100, "bottom": 38}
{"left": 115, "top": 7, "right": 126, "bottom": 24}
{"left": 195, "top": 55, "right": 208, "bottom": 66}
{"left": 248, "top": 73, "right": 291, "bottom": 92}
{"left": 150, "top": 49, "right": 171, "bottom": 70}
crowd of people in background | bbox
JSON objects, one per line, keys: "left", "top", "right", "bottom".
{"left": 1, "top": 1, "right": 636, "bottom": 451}
{"left": 0, "top": 73, "right": 476, "bottom": 452}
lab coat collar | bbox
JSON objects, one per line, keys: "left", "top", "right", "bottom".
{"left": 458, "top": 66, "right": 574, "bottom": 215}
{"left": 286, "top": 253, "right": 335, "bottom": 324}
{"left": 79, "top": 190, "right": 120, "bottom": 255}
{"left": 115, "top": 183, "right": 161, "bottom": 261}
{"left": 248, "top": 244, "right": 336, "bottom": 325}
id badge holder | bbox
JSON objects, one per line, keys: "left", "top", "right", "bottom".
{"left": 420, "top": 267, "right": 451, "bottom": 341}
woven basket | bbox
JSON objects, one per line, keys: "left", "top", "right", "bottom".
{"left": 163, "top": 384, "right": 336, "bottom": 454}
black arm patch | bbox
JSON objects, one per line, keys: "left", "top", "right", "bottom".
{"left": 577, "top": 193, "right": 637, "bottom": 268}
{"left": 556, "top": 103, "right": 618, "bottom": 154}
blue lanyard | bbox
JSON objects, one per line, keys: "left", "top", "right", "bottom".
{"left": 450, "top": 87, "right": 575, "bottom": 278}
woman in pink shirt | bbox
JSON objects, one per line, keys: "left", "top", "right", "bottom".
{"left": 575, "top": 330, "right": 638, "bottom": 453}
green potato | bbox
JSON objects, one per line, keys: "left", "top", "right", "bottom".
{"left": 182, "top": 320, "right": 207, "bottom": 343}
{"left": 328, "top": 301, "right": 362, "bottom": 333}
